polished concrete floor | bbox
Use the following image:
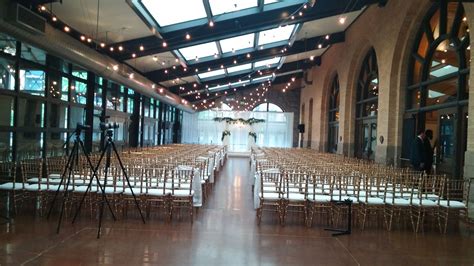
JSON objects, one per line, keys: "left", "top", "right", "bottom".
{"left": 1, "top": 157, "right": 474, "bottom": 265}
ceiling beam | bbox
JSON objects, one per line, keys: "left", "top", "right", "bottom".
{"left": 146, "top": 31, "right": 341, "bottom": 83}
{"left": 176, "top": 59, "right": 315, "bottom": 97}
{"left": 112, "top": 0, "right": 378, "bottom": 61}
{"left": 190, "top": 73, "right": 303, "bottom": 108}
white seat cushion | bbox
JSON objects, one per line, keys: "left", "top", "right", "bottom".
{"left": 123, "top": 188, "right": 143, "bottom": 196}
{"left": 386, "top": 198, "right": 410, "bottom": 206}
{"left": 0, "top": 182, "right": 24, "bottom": 190}
{"left": 439, "top": 200, "right": 466, "bottom": 209}
{"left": 147, "top": 189, "right": 169, "bottom": 196}
{"left": 47, "top": 185, "right": 73, "bottom": 191}
{"left": 286, "top": 193, "right": 306, "bottom": 201}
{"left": 171, "top": 189, "right": 194, "bottom": 197}
{"left": 24, "top": 184, "right": 49, "bottom": 191}
{"left": 359, "top": 197, "right": 384, "bottom": 205}
{"left": 104, "top": 187, "right": 124, "bottom": 194}
{"left": 74, "top": 186, "right": 98, "bottom": 193}
{"left": 412, "top": 200, "right": 438, "bottom": 207}
{"left": 308, "top": 194, "right": 331, "bottom": 203}
{"left": 259, "top": 192, "right": 281, "bottom": 200}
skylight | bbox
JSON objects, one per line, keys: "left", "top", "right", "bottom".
{"left": 252, "top": 75, "right": 273, "bottom": 82}
{"left": 209, "top": 0, "right": 258, "bottom": 16}
{"left": 264, "top": 0, "right": 279, "bottom": 4}
{"left": 209, "top": 84, "right": 229, "bottom": 91}
{"left": 231, "top": 79, "right": 251, "bottom": 87}
{"left": 227, "top": 63, "right": 252, "bottom": 74}
{"left": 430, "top": 65, "right": 458, "bottom": 77}
{"left": 178, "top": 42, "right": 219, "bottom": 61}
{"left": 141, "top": 0, "right": 207, "bottom": 27}
{"left": 258, "top": 24, "right": 296, "bottom": 46}
{"left": 219, "top": 33, "right": 255, "bottom": 53}
{"left": 198, "top": 69, "right": 226, "bottom": 80}
{"left": 253, "top": 57, "right": 281, "bottom": 68}
{"left": 428, "top": 90, "right": 446, "bottom": 98}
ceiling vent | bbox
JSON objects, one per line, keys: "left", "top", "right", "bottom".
{"left": 7, "top": 3, "right": 46, "bottom": 35}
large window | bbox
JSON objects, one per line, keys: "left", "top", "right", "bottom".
{"left": 328, "top": 75, "right": 340, "bottom": 153}
{"left": 355, "top": 49, "right": 378, "bottom": 160}
{"left": 404, "top": 2, "right": 469, "bottom": 177}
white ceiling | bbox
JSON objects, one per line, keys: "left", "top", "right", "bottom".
{"left": 125, "top": 51, "right": 180, "bottom": 73}
{"left": 51, "top": 0, "right": 152, "bottom": 43}
{"left": 295, "top": 9, "right": 364, "bottom": 40}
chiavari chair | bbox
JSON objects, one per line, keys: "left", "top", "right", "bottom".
{"left": 438, "top": 178, "right": 470, "bottom": 233}
{"left": 257, "top": 170, "right": 284, "bottom": 225}
{"left": 145, "top": 167, "right": 170, "bottom": 219}
{"left": 0, "top": 161, "right": 24, "bottom": 214}
{"left": 281, "top": 171, "right": 308, "bottom": 225}
{"left": 170, "top": 168, "right": 195, "bottom": 222}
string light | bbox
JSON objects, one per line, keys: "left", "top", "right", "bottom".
{"left": 52, "top": 16, "right": 57, "bottom": 22}
{"left": 162, "top": 41, "right": 167, "bottom": 47}
{"left": 80, "top": 36, "right": 86, "bottom": 41}
{"left": 339, "top": 17, "right": 346, "bottom": 24}
{"left": 118, "top": 46, "right": 123, "bottom": 51}
{"left": 100, "top": 43, "right": 106, "bottom": 48}
{"left": 139, "top": 45, "right": 144, "bottom": 51}
{"left": 64, "top": 26, "right": 70, "bottom": 32}
{"left": 209, "top": 20, "right": 214, "bottom": 27}
{"left": 186, "top": 33, "right": 191, "bottom": 40}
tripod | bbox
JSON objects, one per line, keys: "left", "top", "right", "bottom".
{"left": 72, "top": 125, "right": 145, "bottom": 238}
{"left": 47, "top": 124, "right": 116, "bottom": 234}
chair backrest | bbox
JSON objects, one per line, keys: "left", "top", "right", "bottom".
{"left": 171, "top": 168, "right": 193, "bottom": 195}
{"left": 445, "top": 178, "right": 470, "bottom": 207}
{"left": 21, "top": 159, "right": 43, "bottom": 188}
{"left": 0, "top": 161, "right": 18, "bottom": 188}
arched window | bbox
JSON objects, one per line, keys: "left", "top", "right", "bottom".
{"left": 307, "top": 98, "right": 313, "bottom": 148}
{"left": 328, "top": 75, "right": 339, "bottom": 153}
{"left": 252, "top": 103, "right": 283, "bottom": 112}
{"left": 355, "top": 49, "right": 379, "bottom": 160}
{"left": 405, "top": 1, "right": 469, "bottom": 177}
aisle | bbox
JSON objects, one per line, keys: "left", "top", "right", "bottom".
{"left": 1, "top": 157, "right": 474, "bottom": 265}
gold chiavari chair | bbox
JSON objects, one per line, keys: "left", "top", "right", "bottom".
{"left": 438, "top": 178, "right": 470, "bottom": 233}
{"left": 21, "top": 159, "right": 45, "bottom": 215}
{"left": 307, "top": 173, "right": 333, "bottom": 227}
{"left": 410, "top": 174, "right": 444, "bottom": 233}
{"left": 169, "top": 168, "right": 195, "bottom": 222}
{"left": 281, "top": 171, "right": 308, "bottom": 225}
{"left": 257, "top": 170, "right": 284, "bottom": 225}
{"left": 0, "top": 161, "right": 24, "bottom": 214}
{"left": 122, "top": 165, "right": 146, "bottom": 217}
{"left": 145, "top": 167, "right": 170, "bottom": 219}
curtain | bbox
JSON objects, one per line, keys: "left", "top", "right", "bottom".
{"left": 182, "top": 110, "right": 293, "bottom": 151}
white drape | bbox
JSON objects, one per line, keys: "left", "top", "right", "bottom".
{"left": 182, "top": 110, "right": 294, "bottom": 152}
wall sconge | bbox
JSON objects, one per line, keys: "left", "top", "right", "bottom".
{"left": 379, "top": 136, "right": 384, "bottom": 144}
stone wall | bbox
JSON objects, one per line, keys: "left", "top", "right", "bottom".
{"left": 300, "top": 0, "right": 474, "bottom": 218}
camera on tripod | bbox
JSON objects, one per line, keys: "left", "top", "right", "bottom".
{"left": 100, "top": 122, "right": 119, "bottom": 131}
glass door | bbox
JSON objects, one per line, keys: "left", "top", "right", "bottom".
{"left": 356, "top": 119, "right": 377, "bottom": 160}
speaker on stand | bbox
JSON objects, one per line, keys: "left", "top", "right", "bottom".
{"left": 297, "top": 124, "right": 305, "bottom": 148}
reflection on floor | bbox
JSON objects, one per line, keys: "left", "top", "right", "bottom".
{"left": 1, "top": 157, "right": 474, "bottom": 265}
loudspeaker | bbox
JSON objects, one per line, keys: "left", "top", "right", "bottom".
{"left": 297, "top": 124, "right": 305, "bottom": 133}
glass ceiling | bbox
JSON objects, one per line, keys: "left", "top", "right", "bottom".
{"left": 178, "top": 42, "right": 219, "bottom": 61}
{"left": 254, "top": 57, "right": 281, "bottom": 68}
{"left": 252, "top": 75, "right": 273, "bottom": 82}
{"left": 219, "top": 33, "right": 255, "bottom": 53}
{"left": 141, "top": 0, "right": 207, "bottom": 27}
{"left": 209, "top": 0, "right": 258, "bottom": 16}
{"left": 198, "top": 69, "right": 226, "bottom": 80}
{"left": 227, "top": 63, "right": 252, "bottom": 74}
{"left": 258, "top": 25, "right": 296, "bottom": 46}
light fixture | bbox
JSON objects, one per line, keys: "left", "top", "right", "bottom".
{"left": 325, "top": 35, "right": 330, "bottom": 40}
{"left": 339, "top": 17, "right": 346, "bottom": 24}
{"left": 132, "top": 53, "right": 136, "bottom": 58}
{"left": 310, "top": 55, "right": 314, "bottom": 61}
{"left": 318, "top": 44, "right": 322, "bottom": 49}
{"left": 118, "top": 46, "right": 123, "bottom": 51}
{"left": 109, "top": 47, "right": 114, "bottom": 51}
{"left": 100, "top": 43, "right": 106, "bottom": 48}
{"left": 162, "top": 41, "right": 167, "bottom": 47}
{"left": 52, "top": 16, "right": 57, "bottom": 22}
{"left": 64, "top": 26, "right": 70, "bottom": 32}
{"left": 80, "top": 35, "right": 86, "bottom": 41}
{"left": 87, "top": 38, "right": 92, "bottom": 43}
{"left": 209, "top": 20, "right": 214, "bottom": 27}
{"left": 40, "top": 5, "right": 46, "bottom": 11}
{"left": 247, "top": 53, "right": 251, "bottom": 58}
{"left": 186, "top": 33, "right": 191, "bottom": 40}
{"left": 139, "top": 45, "right": 144, "bottom": 51}
{"left": 112, "top": 65, "right": 119, "bottom": 71}
{"left": 153, "top": 56, "right": 158, "bottom": 61}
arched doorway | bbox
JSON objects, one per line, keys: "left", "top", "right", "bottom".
{"left": 403, "top": 1, "right": 469, "bottom": 177}
{"left": 355, "top": 49, "right": 379, "bottom": 160}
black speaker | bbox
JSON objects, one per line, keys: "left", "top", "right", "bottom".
{"left": 297, "top": 124, "right": 305, "bottom": 133}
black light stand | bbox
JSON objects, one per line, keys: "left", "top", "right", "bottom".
{"left": 72, "top": 123, "right": 145, "bottom": 239}
{"left": 47, "top": 124, "right": 116, "bottom": 234}
{"left": 324, "top": 199, "right": 352, "bottom": 236}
